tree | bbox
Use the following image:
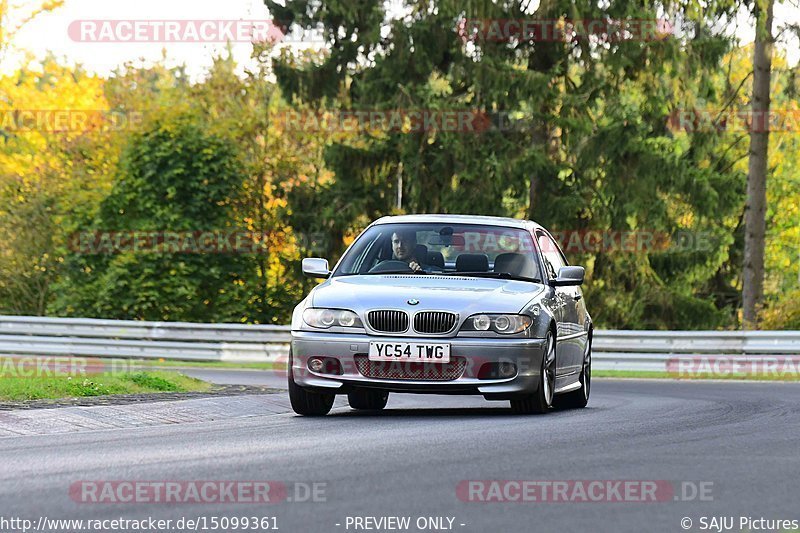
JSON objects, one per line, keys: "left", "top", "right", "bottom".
{"left": 265, "top": 0, "right": 746, "bottom": 329}
{"left": 742, "top": 0, "right": 775, "bottom": 328}
{"left": 191, "top": 46, "right": 350, "bottom": 323}
{"left": 0, "top": 56, "right": 112, "bottom": 315}
{"left": 51, "top": 114, "right": 253, "bottom": 321}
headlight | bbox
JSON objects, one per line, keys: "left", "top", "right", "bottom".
{"left": 303, "top": 308, "right": 363, "bottom": 329}
{"left": 494, "top": 315, "right": 511, "bottom": 332}
{"left": 473, "top": 314, "right": 492, "bottom": 331}
{"left": 461, "top": 314, "right": 532, "bottom": 334}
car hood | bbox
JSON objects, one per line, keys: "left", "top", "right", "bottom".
{"left": 310, "top": 274, "right": 544, "bottom": 315}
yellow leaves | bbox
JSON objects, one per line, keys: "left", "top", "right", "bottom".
{"left": 266, "top": 197, "right": 287, "bottom": 210}
{"left": 677, "top": 213, "right": 695, "bottom": 227}
{"left": 242, "top": 217, "right": 258, "bottom": 232}
{"left": 0, "top": 60, "right": 107, "bottom": 151}
{"left": 426, "top": 72, "right": 452, "bottom": 97}
{"left": 0, "top": 60, "right": 113, "bottom": 208}
{"left": 41, "top": 1, "right": 65, "bottom": 10}
{"left": 1, "top": 0, "right": 64, "bottom": 49}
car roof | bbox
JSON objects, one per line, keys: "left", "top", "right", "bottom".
{"left": 372, "top": 214, "right": 543, "bottom": 231}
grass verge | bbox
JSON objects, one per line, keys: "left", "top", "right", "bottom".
{"left": 0, "top": 371, "right": 213, "bottom": 401}
{"left": 0, "top": 356, "right": 278, "bottom": 372}
{"left": 594, "top": 370, "right": 800, "bottom": 381}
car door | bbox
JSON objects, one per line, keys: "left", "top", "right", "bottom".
{"left": 536, "top": 231, "right": 582, "bottom": 377}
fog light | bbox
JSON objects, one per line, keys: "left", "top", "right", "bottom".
{"left": 477, "top": 361, "right": 517, "bottom": 380}
{"left": 308, "top": 357, "right": 325, "bottom": 372}
{"left": 497, "top": 361, "right": 516, "bottom": 378}
{"left": 307, "top": 357, "right": 343, "bottom": 375}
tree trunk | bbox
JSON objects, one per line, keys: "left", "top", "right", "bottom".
{"left": 742, "top": 0, "right": 774, "bottom": 329}
{"left": 525, "top": 0, "right": 564, "bottom": 221}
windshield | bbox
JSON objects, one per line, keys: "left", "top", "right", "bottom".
{"left": 333, "top": 223, "right": 541, "bottom": 281}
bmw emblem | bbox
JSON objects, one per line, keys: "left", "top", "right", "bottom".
{"left": 407, "top": 299, "right": 420, "bottom": 306}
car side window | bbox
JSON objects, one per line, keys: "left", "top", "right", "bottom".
{"left": 349, "top": 234, "right": 381, "bottom": 274}
{"left": 537, "top": 232, "right": 566, "bottom": 280}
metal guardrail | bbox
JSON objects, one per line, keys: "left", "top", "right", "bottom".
{"left": 593, "top": 330, "right": 800, "bottom": 372}
{"left": 0, "top": 315, "right": 798, "bottom": 370}
{"left": 0, "top": 316, "right": 291, "bottom": 363}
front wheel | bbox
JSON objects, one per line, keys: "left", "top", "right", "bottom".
{"left": 557, "top": 334, "right": 591, "bottom": 409}
{"left": 288, "top": 367, "right": 334, "bottom": 416}
{"left": 510, "top": 331, "right": 555, "bottom": 415}
{"left": 348, "top": 389, "right": 389, "bottom": 410}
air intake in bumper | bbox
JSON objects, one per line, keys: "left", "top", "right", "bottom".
{"left": 354, "top": 355, "right": 466, "bottom": 381}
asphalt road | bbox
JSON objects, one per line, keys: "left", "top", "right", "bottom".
{"left": 1, "top": 379, "right": 799, "bottom": 533}
{"left": 179, "top": 368, "right": 288, "bottom": 388}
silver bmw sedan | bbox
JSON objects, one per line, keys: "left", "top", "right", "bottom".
{"left": 289, "top": 214, "right": 592, "bottom": 415}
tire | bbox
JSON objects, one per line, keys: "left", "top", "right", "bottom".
{"left": 557, "top": 334, "right": 592, "bottom": 409}
{"left": 288, "top": 362, "right": 334, "bottom": 416}
{"left": 510, "top": 331, "right": 555, "bottom": 415}
{"left": 348, "top": 389, "right": 389, "bottom": 411}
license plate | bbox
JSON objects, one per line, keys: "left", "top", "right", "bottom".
{"left": 368, "top": 342, "right": 451, "bottom": 363}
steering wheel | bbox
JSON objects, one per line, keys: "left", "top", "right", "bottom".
{"left": 368, "top": 260, "right": 415, "bottom": 273}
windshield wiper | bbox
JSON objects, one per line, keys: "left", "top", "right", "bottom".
{"left": 441, "top": 271, "right": 542, "bottom": 283}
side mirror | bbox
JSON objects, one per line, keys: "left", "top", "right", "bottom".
{"left": 552, "top": 266, "right": 585, "bottom": 287}
{"left": 302, "top": 258, "right": 330, "bottom": 279}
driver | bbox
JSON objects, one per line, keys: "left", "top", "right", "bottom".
{"left": 391, "top": 230, "right": 424, "bottom": 272}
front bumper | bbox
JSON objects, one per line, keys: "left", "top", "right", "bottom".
{"left": 290, "top": 331, "right": 547, "bottom": 397}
